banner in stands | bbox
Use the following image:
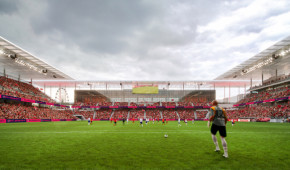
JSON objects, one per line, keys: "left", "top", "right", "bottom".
{"left": 256, "top": 118, "right": 270, "bottom": 122}
{"left": 41, "top": 119, "right": 51, "bottom": 122}
{"left": 36, "top": 101, "right": 46, "bottom": 104}
{"left": 263, "top": 99, "right": 275, "bottom": 103}
{"left": 27, "top": 119, "right": 41, "bottom": 122}
{"left": 6, "top": 119, "right": 27, "bottom": 123}
{"left": 21, "top": 98, "right": 35, "bottom": 103}
{"left": 1, "top": 119, "right": 77, "bottom": 123}
{"left": 1, "top": 95, "right": 21, "bottom": 101}
{"left": 234, "top": 96, "right": 290, "bottom": 107}
{"left": 276, "top": 97, "right": 288, "bottom": 101}
{"left": 238, "top": 119, "right": 251, "bottom": 122}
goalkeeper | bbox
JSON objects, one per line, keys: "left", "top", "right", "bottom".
{"left": 207, "top": 100, "right": 228, "bottom": 158}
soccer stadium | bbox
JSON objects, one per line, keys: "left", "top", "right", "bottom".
{"left": 0, "top": 1, "right": 290, "bottom": 169}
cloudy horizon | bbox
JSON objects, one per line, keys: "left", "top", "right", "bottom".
{"left": 0, "top": 0, "right": 290, "bottom": 81}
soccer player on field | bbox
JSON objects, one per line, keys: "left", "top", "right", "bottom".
{"left": 192, "top": 119, "right": 194, "bottom": 124}
{"left": 178, "top": 118, "right": 181, "bottom": 127}
{"left": 88, "top": 117, "right": 91, "bottom": 125}
{"left": 90, "top": 117, "right": 93, "bottom": 125}
{"left": 153, "top": 118, "right": 155, "bottom": 124}
{"left": 208, "top": 100, "right": 228, "bottom": 158}
{"left": 114, "top": 118, "right": 117, "bottom": 126}
{"left": 123, "top": 118, "right": 125, "bottom": 125}
{"left": 231, "top": 119, "right": 235, "bottom": 126}
{"left": 132, "top": 118, "right": 135, "bottom": 123}
{"left": 184, "top": 119, "right": 187, "bottom": 125}
{"left": 140, "top": 118, "right": 143, "bottom": 127}
{"left": 162, "top": 118, "right": 165, "bottom": 125}
{"left": 110, "top": 117, "right": 113, "bottom": 123}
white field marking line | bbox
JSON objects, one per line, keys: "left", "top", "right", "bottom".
{"left": 0, "top": 131, "right": 290, "bottom": 134}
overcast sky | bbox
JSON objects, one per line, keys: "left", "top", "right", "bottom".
{"left": 0, "top": 0, "right": 290, "bottom": 81}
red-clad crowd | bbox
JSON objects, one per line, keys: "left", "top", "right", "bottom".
{"left": 227, "top": 104, "right": 290, "bottom": 119}
{"left": 0, "top": 76, "right": 55, "bottom": 103}
{"left": 0, "top": 103, "right": 75, "bottom": 119}
{"left": 237, "top": 86, "right": 290, "bottom": 104}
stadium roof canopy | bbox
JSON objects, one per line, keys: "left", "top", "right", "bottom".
{"left": 215, "top": 36, "right": 290, "bottom": 81}
{"left": 0, "top": 36, "right": 73, "bottom": 80}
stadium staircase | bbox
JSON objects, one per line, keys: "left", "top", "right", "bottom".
{"left": 109, "top": 110, "right": 115, "bottom": 119}
{"left": 175, "top": 111, "right": 180, "bottom": 119}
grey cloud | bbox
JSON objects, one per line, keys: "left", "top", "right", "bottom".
{"left": 0, "top": 0, "right": 19, "bottom": 15}
{"left": 30, "top": 0, "right": 162, "bottom": 54}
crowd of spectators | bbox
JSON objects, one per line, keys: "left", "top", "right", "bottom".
{"left": 162, "top": 109, "right": 179, "bottom": 119}
{"left": 251, "top": 74, "right": 290, "bottom": 89}
{"left": 112, "top": 109, "right": 128, "bottom": 119}
{"left": 178, "top": 109, "right": 194, "bottom": 119}
{"left": 0, "top": 103, "right": 75, "bottom": 119}
{"left": 0, "top": 76, "right": 55, "bottom": 103}
{"left": 237, "top": 86, "right": 290, "bottom": 104}
{"left": 129, "top": 109, "right": 144, "bottom": 119}
{"left": 227, "top": 103, "right": 290, "bottom": 119}
{"left": 145, "top": 109, "right": 161, "bottom": 120}
{"left": 196, "top": 110, "right": 208, "bottom": 119}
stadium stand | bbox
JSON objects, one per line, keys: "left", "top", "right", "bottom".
{"left": 0, "top": 76, "right": 55, "bottom": 103}
{"left": 0, "top": 103, "right": 75, "bottom": 119}
{"left": 0, "top": 74, "right": 289, "bottom": 121}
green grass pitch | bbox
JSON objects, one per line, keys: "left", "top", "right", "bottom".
{"left": 0, "top": 121, "right": 289, "bottom": 169}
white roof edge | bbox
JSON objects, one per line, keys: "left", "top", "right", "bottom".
{"left": 0, "top": 36, "right": 74, "bottom": 80}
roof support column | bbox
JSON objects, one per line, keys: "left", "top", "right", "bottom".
{"left": 250, "top": 78, "right": 252, "bottom": 88}
{"left": 59, "top": 84, "right": 61, "bottom": 104}
{"left": 262, "top": 73, "right": 264, "bottom": 85}
{"left": 229, "top": 84, "right": 231, "bottom": 103}
{"left": 224, "top": 86, "right": 225, "bottom": 102}
{"left": 244, "top": 84, "right": 246, "bottom": 99}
